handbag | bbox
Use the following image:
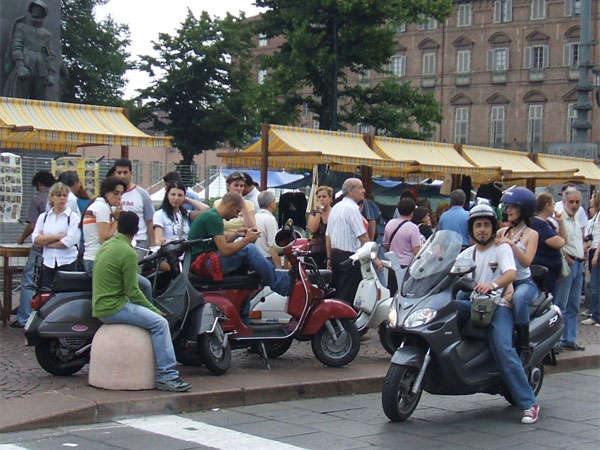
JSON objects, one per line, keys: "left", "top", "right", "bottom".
{"left": 559, "top": 252, "right": 571, "bottom": 279}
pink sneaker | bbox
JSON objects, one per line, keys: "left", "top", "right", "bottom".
{"left": 521, "top": 404, "right": 539, "bottom": 424}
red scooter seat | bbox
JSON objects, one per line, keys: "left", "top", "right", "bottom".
{"left": 189, "top": 271, "right": 261, "bottom": 291}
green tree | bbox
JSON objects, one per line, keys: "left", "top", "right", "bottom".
{"left": 61, "top": 0, "right": 131, "bottom": 105}
{"left": 139, "top": 10, "right": 259, "bottom": 165}
{"left": 255, "top": 0, "right": 453, "bottom": 137}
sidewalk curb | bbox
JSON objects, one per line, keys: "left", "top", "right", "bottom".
{"left": 1, "top": 355, "right": 598, "bottom": 433}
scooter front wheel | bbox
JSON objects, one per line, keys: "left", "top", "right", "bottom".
{"left": 197, "top": 323, "right": 231, "bottom": 375}
{"left": 382, "top": 364, "right": 422, "bottom": 422}
{"left": 35, "top": 339, "right": 88, "bottom": 376}
{"left": 311, "top": 319, "right": 360, "bottom": 367}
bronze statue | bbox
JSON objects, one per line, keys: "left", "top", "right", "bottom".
{"left": 3, "top": 0, "right": 56, "bottom": 100}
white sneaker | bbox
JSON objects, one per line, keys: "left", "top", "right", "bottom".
{"left": 580, "top": 318, "right": 598, "bottom": 326}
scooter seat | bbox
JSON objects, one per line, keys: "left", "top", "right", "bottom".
{"left": 189, "top": 271, "right": 260, "bottom": 290}
{"left": 52, "top": 271, "right": 92, "bottom": 292}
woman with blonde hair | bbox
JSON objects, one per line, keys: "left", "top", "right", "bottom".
{"left": 32, "top": 182, "right": 81, "bottom": 289}
{"left": 307, "top": 185, "right": 333, "bottom": 268}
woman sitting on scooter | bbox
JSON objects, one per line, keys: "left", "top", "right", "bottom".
{"left": 496, "top": 187, "right": 540, "bottom": 364}
{"left": 307, "top": 185, "right": 332, "bottom": 269}
{"left": 32, "top": 182, "right": 81, "bottom": 289}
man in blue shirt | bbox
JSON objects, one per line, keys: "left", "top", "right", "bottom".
{"left": 438, "top": 189, "right": 470, "bottom": 247}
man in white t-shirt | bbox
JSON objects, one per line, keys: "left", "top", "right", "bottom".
{"left": 255, "top": 190, "right": 281, "bottom": 268}
{"left": 112, "top": 158, "right": 155, "bottom": 258}
{"left": 455, "top": 204, "right": 539, "bottom": 425}
{"left": 242, "top": 172, "right": 260, "bottom": 212}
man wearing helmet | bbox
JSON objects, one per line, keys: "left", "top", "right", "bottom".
{"left": 496, "top": 187, "right": 540, "bottom": 364}
{"left": 456, "top": 204, "right": 540, "bottom": 424}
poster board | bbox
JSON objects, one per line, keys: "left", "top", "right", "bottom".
{"left": 0, "top": 152, "right": 23, "bottom": 222}
{"left": 52, "top": 157, "right": 99, "bottom": 198}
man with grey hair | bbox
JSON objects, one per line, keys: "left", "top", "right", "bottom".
{"left": 554, "top": 188, "right": 586, "bottom": 350}
{"left": 255, "top": 190, "right": 281, "bottom": 268}
{"left": 438, "top": 189, "right": 469, "bottom": 247}
{"left": 326, "top": 178, "right": 380, "bottom": 305}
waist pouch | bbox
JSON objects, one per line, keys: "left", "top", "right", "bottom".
{"left": 470, "top": 293, "right": 500, "bottom": 327}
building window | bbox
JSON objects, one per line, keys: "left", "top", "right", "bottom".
{"left": 493, "top": 0, "right": 513, "bottom": 23}
{"left": 567, "top": 103, "right": 577, "bottom": 142}
{"left": 257, "top": 69, "right": 267, "bottom": 84}
{"left": 454, "top": 107, "right": 469, "bottom": 144}
{"left": 487, "top": 48, "right": 509, "bottom": 71}
{"left": 524, "top": 45, "right": 549, "bottom": 69}
{"left": 258, "top": 33, "right": 268, "bottom": 47}
{"left": 423, "top": 53, "right": 436, "bottom": 75}
{"left": 565, "top": 0, "right": 581, "bottom": 16}
{"left": 132, "top": 160, "right": 142, "bottom": 185}
{"left": 417, "top": 16, "right": 438, "bottom": 31}
{"left": 396, "top": 23, "right": 406, "bottom": 33}
{"left": 150, "top": 161, "right": 165, "bottom": 186}
{"left": 531, "top": 0, "right": 546, "bottom": 20}
{"left": 490, "top": 105, "right": 506, "bottom": 145}
{"left": 388, "top": 55, "right": 406, "bottom": 78}
{"left": 313, "top": 118, "right": 320, "bottom": 129}
{"left": 457, "top": 50, "right": 471, "bottom": 73}
{"left": 358, "top": 70, "right": 371, "bottom": 87}
{"left": 358, "top": 123, "right": 370, "bottom": 134}
{"left": 457, "top": 4, "right": 472, "bottom": 27}
{"left": 563, "top": 43, "right": 579, "bottom": 67}
{"left": 302, "top": 102, "right": 310, "bottom": 116}
{"left": 528, "top": 104, "right": 543, "bottom": 150}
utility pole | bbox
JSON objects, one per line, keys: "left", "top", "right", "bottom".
{"left": 573, "top": 0, "right": 594, "bottom": 143}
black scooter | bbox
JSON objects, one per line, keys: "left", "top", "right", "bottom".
{"left": 24, "top": 238, "right": 231, "bottom": 376}
{"left": 381, "top": 230, "right": 564, "bottom": 421}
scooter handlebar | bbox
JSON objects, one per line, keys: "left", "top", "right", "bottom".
{"left": 139, "top": 237, "right": 213, "bottom": 264}
{"left": 451, "top": 278, "right": 476, "bottom": 300}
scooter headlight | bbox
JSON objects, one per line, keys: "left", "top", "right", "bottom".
{"left": 388, "top": 304, "right": 398, "bottom": 327}
{"left": 404, "top": 308, "right": 437, "bottom": 329}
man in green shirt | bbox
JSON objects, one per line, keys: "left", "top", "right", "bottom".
{"left": 93, "top": 211, "right": 191, "bottom": 392}
{"left": 189, "top": 192, "right": 290, "bottom": 296}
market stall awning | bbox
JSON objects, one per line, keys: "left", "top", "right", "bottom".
{"left": 535, "top": 154, "right": 600, "bottom": 183}
{"left": 460, "top": 145, "right": 577, "bottom": 181}
{"left": 220, "top": 125, "right": 401, "bottom": 176}
{"left": 372, "top": 136, "right": 501, "bottom": 182}
{"left": 0, "top": 96, "right": 172, "bottom": 152}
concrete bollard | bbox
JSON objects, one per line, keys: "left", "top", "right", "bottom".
{"left": 89, "top": 324, "right": 155, "bottom": 390}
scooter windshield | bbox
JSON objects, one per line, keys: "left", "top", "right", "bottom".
{"left": 401, "top": 230, "right": 463, "bottom": 297}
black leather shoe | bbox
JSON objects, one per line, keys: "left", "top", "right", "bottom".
{"left": 10, "top": 321, "right": 24, "bottom": 328}
{"left": 561, "top": 342, "right": 585, "bottom": 351}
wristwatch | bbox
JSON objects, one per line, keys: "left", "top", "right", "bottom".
{"left": 491, "top": 282, "right": 499, "bottom": 290}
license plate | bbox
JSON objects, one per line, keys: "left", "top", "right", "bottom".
{"left": 24, "top": 311, "right": 36, "bottom": 331}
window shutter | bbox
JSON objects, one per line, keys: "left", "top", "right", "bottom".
{"left": 506, "top": 0, "right": 513, "bottom": 21}
{"left": 563, "top": 44, "right": 571, "bottom": 66}
{"left": 487, "top": 49, "right": 494, "bottom": 71}
{"left": 401, "top": 55, "right": 406, "bottom": 76}
{"left": 565, "top": 0, "right": 573, "bottom": 16}
{"left": 505, "top": 49, "right": 509, "bottom": 70}
{"left": 524, "top": 46, "right": 532, "bottom": 69}
{"left": 543, "top": 45, "right": 549, "bottom": 67}
{"left": 493, "top": 1, "right": 501, "bottom": 22}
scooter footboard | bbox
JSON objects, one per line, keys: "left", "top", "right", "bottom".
{"left": 391, "top": 346, "right": 425, "bottom": 368}
{"left": 301, "top": 299, "right": 357, "bottom": 335}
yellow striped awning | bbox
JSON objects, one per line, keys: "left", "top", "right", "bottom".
{"left": 0, "top": 96, "right": 172, "bottom": 152}
{"left": 460, "top": 145, "right": 577, "bottom": 181}
{"left": 535, "top": 154, "right": 600, "bottom": 183}
{"left": 221, "top": 125, "right": 402, "bottom": 176}
{"left": 372, "top": 136, "right": 501, "bottom": 182}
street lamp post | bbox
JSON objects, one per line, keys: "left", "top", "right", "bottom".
{"left": 572, "top": 0, "right": 594, "bottom": 143}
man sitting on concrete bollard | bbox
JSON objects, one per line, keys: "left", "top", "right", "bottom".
{"left": 92, "top": 211, "right": 191, "bottom": 392}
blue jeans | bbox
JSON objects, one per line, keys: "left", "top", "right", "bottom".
{"left": 588, "top": 252, "right": 599, "bottom": 323}
{"left": 456, "top": 300, "right": 536, "bottom": 410}
{"left": 218, "top": 243, "right": 290, "bottom": 296}
{"left": 554, "top": 260, "right": 584, "bottom": 345}
{"left": 99, "top": 301, "right": 179, "bottom": 382}
{"left": 16, "top": 246, "right": 42, "bottom": 326}
{"left": 512, "top": 278, "right": 538, "bottom": 326}
{"left": 84, "top": 259, "right": 153, "bottom": 302}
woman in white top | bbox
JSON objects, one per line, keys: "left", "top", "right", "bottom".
{"left": 81, "top": 176, "right": 126, "bottom": 275}
{"left": 32, "top": 182, "right": 81, "bottom": 289}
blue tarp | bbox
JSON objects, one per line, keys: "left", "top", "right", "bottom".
{"left": 222, "top": 169, "right": 308, "bottom": 188}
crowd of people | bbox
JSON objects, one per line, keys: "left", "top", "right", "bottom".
{"left": 11, "top": 163, "right": 599, "bottom": 408}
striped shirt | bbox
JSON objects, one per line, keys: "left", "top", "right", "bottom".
{"left": 326, "top": 197, "right": 367, "bottom": 252}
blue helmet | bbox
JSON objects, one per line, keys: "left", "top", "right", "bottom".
{"left": 500, "top": 187, "right": 536, "bottom": 218}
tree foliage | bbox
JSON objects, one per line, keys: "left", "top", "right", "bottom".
{"left": 139, "top": 10, "right": 259, "bottom": 164}
{"left": 255, "top": 0, "right": 453, "bottom": 138}
{"left": 61, "top": 0, "right": 132, "bottom": 105}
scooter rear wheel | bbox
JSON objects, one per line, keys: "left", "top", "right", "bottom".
{"left": 503, "top": 362, "right": 544, "bottom": 406}
{"left": 382, "top": 364, "right": 422, "bottom": 422}
{"left": 311, "top": 319, "right": 360, "bottom": 367}
{"left": 174, "top": 337, "right": 204, "bottom": 366}
{"left": 35, "top": 339, "right": 88, "bottom": 376}
{"left": 198, "top": 323, "right": 231, "bottom": 375}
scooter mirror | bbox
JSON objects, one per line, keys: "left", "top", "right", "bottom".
{"left": 450, "top": 257, "right": 476, "bottom": 276}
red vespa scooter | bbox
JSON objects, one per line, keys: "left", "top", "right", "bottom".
{"left": 189, "top": 226, "right": 360, "bottom": 368}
